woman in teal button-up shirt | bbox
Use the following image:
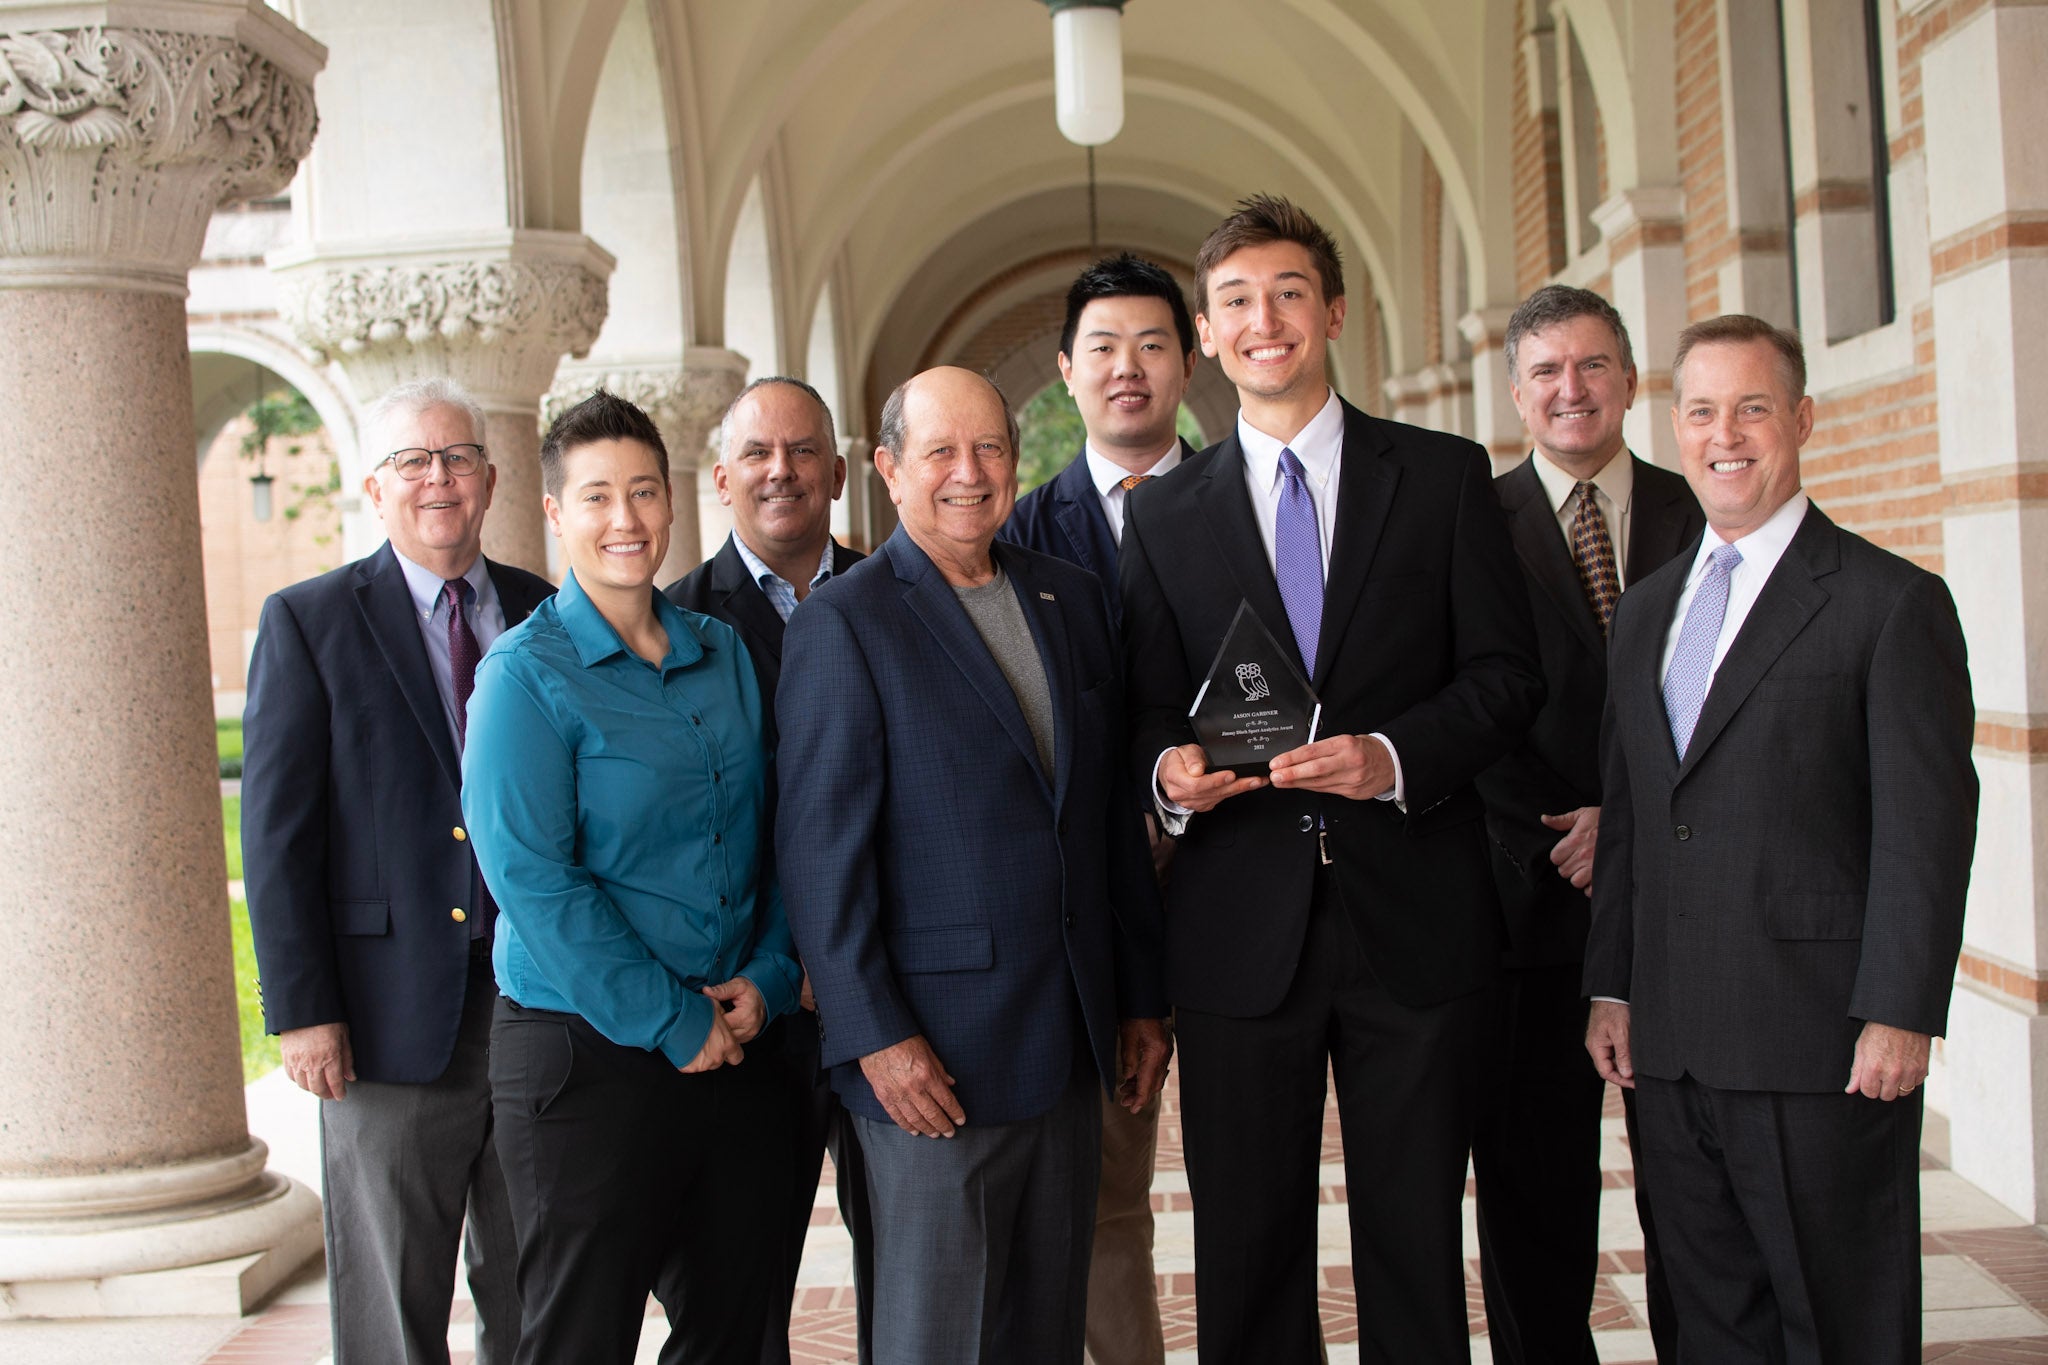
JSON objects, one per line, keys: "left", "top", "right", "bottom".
{"left": 463, "top": 391, "right": 801, "bottom": 1364}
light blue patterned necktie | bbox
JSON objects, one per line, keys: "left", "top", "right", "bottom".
{"left": 1275, "top": 446, "right": 1323, "bottom": 677}
{"left": 1663, "top": 543, "right": 1744, "bottom": 759}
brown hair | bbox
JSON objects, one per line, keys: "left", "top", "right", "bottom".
{"left": 1194, "top": 194, "right": 1345, "bottom": 315}
{"left": 539, "top": 389, "right": 670, "bottom": 499}
{"left": 1671, "top": 314, "right": 1807, "bottom": 402}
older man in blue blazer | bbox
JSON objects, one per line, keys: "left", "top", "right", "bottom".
{"left": 243, "top": 379, "right": 553, "bottom": 1365}
{"left": 776, "top": 366, "right": 1169, "bottom": 1365}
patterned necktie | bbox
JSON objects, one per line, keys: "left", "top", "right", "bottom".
{"left": 1662, "top": 544, "right": 1743, "bottom": 759}
{"left": 1118, "top": 473, "right": 1154, "bottom": 492}
{"left": 1274, "top": 447, "right": 1323, "bottom": 677}
{"left": 1571, "top": 481, "right": 1623, "bottom": 635}
{"left": 443, "top": 579, "right": 479, "bottom": 748}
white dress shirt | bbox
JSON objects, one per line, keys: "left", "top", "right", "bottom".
{"left": 1527, "top": 448, "right": 1637, "bottom": 587}
{"left": 1658, "top": 492, "right": 1810, "bottom": 690}
{"left": 1085, "top": 441, "right": 1184, "bottom": 547}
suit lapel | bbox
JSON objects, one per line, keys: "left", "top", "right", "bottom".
{"left": 1626, "top": 460, "right": 1699, "bottom": 586}
{"left": 1049, "top": 452, "right": 1117, "bottom": 588}
{"left": 356, "top": 544, "right": 462, "bottom": 788}
{"left": 1502, "top": 457, "right": 1605, "bottom": 657}
{"left": 710, "top": 538, "right": 788, "bottom": 666}
{"left": 1676, "top": 507, "right": 1836, "bottom": 781}
{"left": 1000, "top": 544, "right": 1075, "bottom": 810}
{"left": 1312, "top": 403, "right": 1400, "bottom": 690}
{"left": 891, "top": 533, "right": 1051, "bottom": 799}
{"left": 485, "top": 558, "right": 550, "bottom": 628}
{"left": 1195, "top": 434, "right": 1296, "bottom": 654}
{"left": 1623, "top": 551, "right": 1692, "bottom": 783}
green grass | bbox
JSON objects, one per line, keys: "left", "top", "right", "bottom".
{"left": 223, "top": 794, "right": 242, "bottom": 881}
{"left": 229, "top": 894, "right": 280, "bottom": 1081}
{"left": 217, "top": 717, "right": 243, "bottom": 778}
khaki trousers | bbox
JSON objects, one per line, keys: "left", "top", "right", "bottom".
{"left": 1086, "top": 1088, "right": 1164, "bottom": 1365}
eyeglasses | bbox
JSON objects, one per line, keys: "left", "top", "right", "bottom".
{"left": 380, "top": 444, "right": 488, "bottom": 480}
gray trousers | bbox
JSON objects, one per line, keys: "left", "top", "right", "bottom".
{"left": 320, "top": 956, "right": 521, "bottom": 1365}
{"left": 856, "top": 1066, "right": 1101, "bottom": 1365}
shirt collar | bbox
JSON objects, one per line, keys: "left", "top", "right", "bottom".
{"left": 1237, "top": 389, "right": 1344, "bottom": 492}
{"left": 392, "top": 544, "right": 488, "bottom": 617}
{"left": 1694, "top": 490, "right": 1811, "bottom": 573}
{"left": 730, "top": 532, "right": 835, "bottom": 593}
{"left": 1083, "top": 440, "right": 1184, "bottom": 499}
{"left": 1529, "top": 447, "right": 1635, "bottom": 519}
{"left": 556, "top": 568, "right": 709, "bottom": 671}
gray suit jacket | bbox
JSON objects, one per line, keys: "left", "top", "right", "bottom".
{"left": 1582, "top": 502, "right": 1978, "bottom": 1092}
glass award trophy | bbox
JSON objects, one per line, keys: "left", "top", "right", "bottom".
{"left": 1187, "top": 600, "right": 1322, "bottom": 776}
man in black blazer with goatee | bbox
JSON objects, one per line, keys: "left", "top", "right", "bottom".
{"left": 1119, "top": 195, "right": 1544, "bottom": 1363}
{"left": 1585, "top": 315, "right": 1977, "bottom": 1365}
{"left": 1475, "top": 286, "right": 1701, "bottom": 1365}
{"left": 662, "top": 375, "right": 870, "bottom": 1365}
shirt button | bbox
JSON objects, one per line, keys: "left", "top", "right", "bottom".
{"left": 450, "top": 908, "right": 467, "bottom": 923}
{"left": 452, "top": 827, "right": 467, "bottom": 842}
{"left": 1675, "top": 826, "right": 1692, "bottom": 841}
{"left": 719, "top": 895, "right": 728, "bottom": 906}
{"left": 1064, "top": 913, "right": 1076, "bottom": 928}
{"left": 713, "top": 771, "right": 722, "bottom": 783}
{"left": 691, "top": 715, "right": 701, "bottom": 725}
{"left": 712, "top": 833, "right": 722, "bottom": 845}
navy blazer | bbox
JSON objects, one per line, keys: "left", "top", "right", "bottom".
{"left": 663, "top": 533, "right": 866, "bottom": 722}
{"left": 1476, "top": 455, "right": 1702, "bottom": 968}
{"left": 998, "top": 438, "right": 1199, "bottom": 623}
{"left": 774, "top": 529, "right": 1166, "bottom": 1126}
{"left": 242, "top": 541, "right": 555, "bottom": 1083}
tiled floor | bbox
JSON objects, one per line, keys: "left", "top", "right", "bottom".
{"left": 7, "top": 1078, "right": 2047, "bottom": 1364}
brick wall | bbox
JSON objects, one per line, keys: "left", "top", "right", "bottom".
{"left": 1801, "top": 305, "right": 1943, "bottom": 571}
{"left": 1676, "top": 0, "right": 1731, "bottom": 318}
{"left": 1422, "top": 156, "right": 1444, "bottom": 366}
{"left": 1512, "top": 4, "right": 1567, "bottom": 293}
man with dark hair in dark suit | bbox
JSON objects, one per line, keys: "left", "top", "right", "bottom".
{"left": 777, "top": 365, "right": 1168, "bottom": 1365}
{"left": 998, "top": 251, "right": 1197, "bottom": 1365}
{"left": 1475, "top": 285, "right": 1701, "bottom": 1364}
{"left": 243, "top": 378, "right": 553, "bottom": 1364}
{"left": 1120, "top": 194, "right": 1544, "bottom": 1362}
{"left": 1585, "top": 315, "right": 1977, "bottom": 1365}
{"left": 663, "top": 374, "right": 870, "bottom": 1365}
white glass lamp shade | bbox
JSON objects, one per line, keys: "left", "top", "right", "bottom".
{"left": 1052, "top": 4, "right": 1124, "bottom": 146}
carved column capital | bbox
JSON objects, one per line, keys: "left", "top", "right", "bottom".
{"left": 0, "top": 13, "right": 324, "bottom": 292}
{"left": 271, "top": 230, "right": 617, "bottom": 408}
{"left": 544, "top": 348, "right": 749, "bottom": 469}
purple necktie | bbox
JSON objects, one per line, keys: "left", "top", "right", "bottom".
{"left": 1663, "top": 544, "right": 1743, "bottom": 759}
{"left": 1275, "top": 447, "right": 1323, "bottom": 676}
{"left": 443, "top": 579, "right": 492, "bottom": 937}
{"left": 443, "top": 579, "right": 480, "bottom": 748}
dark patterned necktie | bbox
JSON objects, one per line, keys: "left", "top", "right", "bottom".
{"left": 1570, "top": 482, "right": 1622, "bottom": 635}
{"left": 1119, "top": 473, "right": 1154, "bottom": 491}
{"left": 443, "top": 579, "right": 479, "bottom": 747}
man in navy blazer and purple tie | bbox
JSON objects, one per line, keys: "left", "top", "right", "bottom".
{"left": 1584, "top": 315, "right": 1977, "bottom": 1364}
{"left": 1118, "top": 195, "right": 1544, "bottom": 1362}
{"left": 776, "top": 366, "right": 1169, "bottom": 1365}
{"left": 243, "top": 378, "right": 553, "bottom": 1364}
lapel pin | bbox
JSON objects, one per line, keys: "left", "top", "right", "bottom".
{"left": 1040, "top": 591, "right": 1056, "bottom": 601}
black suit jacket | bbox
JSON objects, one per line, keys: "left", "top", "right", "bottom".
{"left": 663, "top": 533, "right": 867, "bottom": 723}
{"left": 1583, "top": 504, "right": 1978, "bottom": 1092}
{"left": 242, "top": 542, "right": 555, "bottom": 1083}
{"left": 1120, "top": 400, "right": 1545, "bottom": 1013}
{"left": 1478, "top": 455, "right": 1703, "bottom": 968}
{"left": 999, "top": 438, "right": 1201, "bottom": 623}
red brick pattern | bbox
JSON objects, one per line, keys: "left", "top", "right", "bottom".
{"left": 1511, "top": 2, "right": 1568, "bottom": 294}
{"left": 1676, "top": 0, "right": 1730, "bottom": 319}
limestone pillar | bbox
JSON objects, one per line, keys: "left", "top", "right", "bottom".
{"left": 1381, "top": 369, "right": 1432, "bottom": 429}
{"left": 1459, "top": 306, "right": 1527, "bottom": 476}
{"left": 1591, "top": 186, "right": 1688, "bottom": 470}
{"left": 545, "top": 348, "right": 748, "bottom": 583}
{"left": 1920, "top": 2, "right": 2048, "bottom": 1223}
{"left": 0, "top": 4, "right": 325, "bottom": 1316}
{"left": 271, "top": 231, "right": 614, "bottom": 577}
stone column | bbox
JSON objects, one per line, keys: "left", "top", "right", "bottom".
{"left": 1591, "top": 185, "right": 1688, "bottom": 470}
{"left": 545, "top": 348, "right": 748, "bottom": 583}
{"left": 1381, "top": 369, "right": 1433, "bottom": 428}
{"left": 0, "top": 5, "right": 326, "bottom": 1315}
{"left": 271, "top": 231, "right": 614, "bottom": 577}
{"left": 1459, "top": 306, "right": 1527, "bottom": 476}
{"left": 1920, "top": 2, "right": 2048, "bottom": 1223}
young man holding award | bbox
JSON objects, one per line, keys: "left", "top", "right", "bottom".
{"left": 1118, "top": 194, "right": 1543, "bottom": 1363}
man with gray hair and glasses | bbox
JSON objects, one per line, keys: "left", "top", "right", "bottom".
{"left": 243, "top": 377, "right": 553, "bottom": 1363}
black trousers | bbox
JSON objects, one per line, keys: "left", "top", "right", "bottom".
{"left": 490, "top": 999, "right": 791, "bottom": 1365}
{"left": 1633, "top": 1073, "right": 1922, "bottom": 1365}
{"left": 1176, "top": 869, "right": 1490, "bottom": 1364}
{"left": 1621, "top": 1084, "right": 1680, "bottom": 1362}
{"left": 759, "top": 1008, "right": 872, "bottom": 1365}
{"left": 1471, "top": 962, "right": 1605, "bottom": 1365}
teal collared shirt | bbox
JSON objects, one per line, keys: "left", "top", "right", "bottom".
{"left": 462, "top": 569, "right": 800, "bottom": 1066}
